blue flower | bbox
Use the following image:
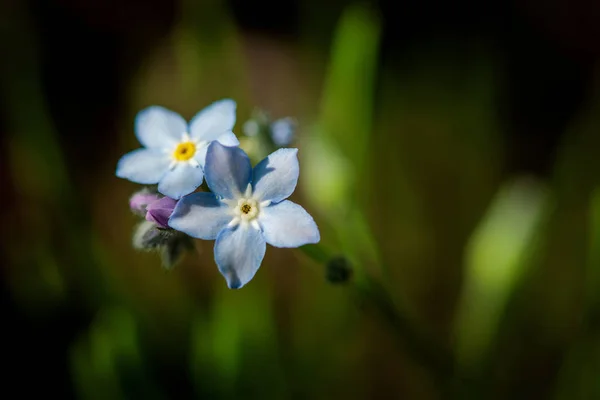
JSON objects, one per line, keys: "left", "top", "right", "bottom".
{"left": 169, "top": 142, "right": 320, "bottom": 288}
{"left": 116, "top": 99, "right": 239, "bottom": 199}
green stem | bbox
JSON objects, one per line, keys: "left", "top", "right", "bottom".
{"left": 299, "top": 244, "right": 460, "bottom": 394}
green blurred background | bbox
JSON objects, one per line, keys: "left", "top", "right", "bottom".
{"left": 2, "top": 0, "right": 600, "bottom": 398}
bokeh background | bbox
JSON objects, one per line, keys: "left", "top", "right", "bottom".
{"left": 2, "top": 0, "right": 600, "bottom": 398}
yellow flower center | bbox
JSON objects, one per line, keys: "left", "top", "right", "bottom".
{"left": 173, "top": 142, "right": 196, "bottom": 161}
{"left": 241, "top": 203, "right": 252, "bottom": 214}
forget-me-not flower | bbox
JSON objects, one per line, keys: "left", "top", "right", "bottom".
{"left": 169, "top": 142, "right": 320, "bottom": 288}
{"left": 116, "top": 99, "right": 239, "bottom": 199}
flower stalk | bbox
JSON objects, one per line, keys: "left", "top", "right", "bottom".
{"left": 300, "top": 243, "right": 458, "bottom": 391}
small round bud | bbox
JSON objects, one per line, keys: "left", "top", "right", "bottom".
{"left": 133, "top": 220, "right": 173, "bottom": 250}
{"left": 325, "top": 256, "right": 353, "bottom": 284}
{"left": 243, "top": 120, "right": 260, "bottom": 137}
{"left": 145, "top": 196, "right": 177, "bottom": 229}
{"left": 160, "top": 234, "right": 194, "bottom": 269}
{"left": 129, "top": 189, "right": 161, "bottom": 217}
{"left": 270, "top": 118, "right": 296, "bottom": 147}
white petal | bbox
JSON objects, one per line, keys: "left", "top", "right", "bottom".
{"left": 252, "top": 148, "right": 299, "bottom": 203}
{"left": 259, "top": 200, "right": 320, "bottom": 248}
{"left": 158, "top": 163, "right": 204, "bottom": 199}
{"left": 116, "top": 148, "right": 169, "bottom": 184}
{"left": 189, "top": 99, "right": 237, "bottom": 141}
{"left": 135, "top": 106, "right": 186, "bottom": 149}
{"left": 214, "top": 225, "right": 266, "bottom": 289}
{"left": 193, "top": 131, "right": 240, "bottom": 168}
{"left": 169, "top": 192, "right": 231, "bottom": 239}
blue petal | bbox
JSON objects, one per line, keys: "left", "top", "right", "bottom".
{"left": 259, "top": 200, "right": 320, "bottom": 248}
{"left": 205, "top": 142, "right": 252, "bottom": 199}
{"left": 135, "top": 106, "right": 186, "bottom": 149}
{"left": 168, "top": 192, "right": 231, "bottom": 239}
{"left": 116, "top": 148, "right": 169, "bottom": 184}
{"left": 214, "top": 225, "right": 266, "bottom": 289}
{"left": 189, "top": 99, "right": 237, "bottom": 142}
{"left": 158, "top": 163, "right": 204, "bottom": 199}
{"left": 193, "top": 131, "right": 240, "bottom": 168}
{"left": 252, "top": 148, "right": 299, "bottom": 203}
{"left": 216, "top": 131, "right": 240, "bottom": 146}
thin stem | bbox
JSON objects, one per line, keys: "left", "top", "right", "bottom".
{"left": 299, "top": 244, "right": 460, "bottom": 394}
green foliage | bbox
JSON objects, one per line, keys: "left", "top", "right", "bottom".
{"left": 454, "top": 177, "right": 549, "bottom": 368}
{"left": 3, "top": 0, "right": 600, "bottom": 398}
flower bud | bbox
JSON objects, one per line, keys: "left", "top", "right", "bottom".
{"left": 242, "top": 120, "right": 260, "bottom": 137}
{"left": 160, "top": 234, "right": 194, "bottom": 269}
{"left": 270, "top": 118, "right": 296, "bottom": 146}
{"left": 325, "top": 256, "right": 353, "bottom": 284}
{"left": 133, "top": 220, "right": 173, "bottom": 250}
{"left": 145, "top": 197, "right": 177, "bottom": 229}
{"left": 129, "top": 190, "right": 161, "bottom": 217}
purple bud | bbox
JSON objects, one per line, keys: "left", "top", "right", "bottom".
{"left": 146, "top": 197, "right": 178, "bottom": 229}
{"left": 130, "top": 190, "right": 161, "bottom": 216}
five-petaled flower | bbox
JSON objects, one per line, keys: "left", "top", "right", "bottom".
{"left": 169, "top": 142, "right": 320, "bottom": 289}
{"left": 116, "top": 99, "right": 239, "bottom": 199}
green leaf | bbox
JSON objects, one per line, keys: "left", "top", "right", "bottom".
{"left": 454, "top": 177, "right": 549, "bottom": 367}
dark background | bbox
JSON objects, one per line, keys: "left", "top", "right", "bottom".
{"left": 2, "top": 0, "right": 600, "bottom": 398}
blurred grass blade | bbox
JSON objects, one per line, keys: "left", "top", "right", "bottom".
{"left": 304, "top": 4, "right": 380, "bottom": 210}
{"left": 553, "top": 338, "right": 600, "bottom": 400}
{"left": 70, "top": 307, "right": 160, "bottom": 400}
{"left": 2, "top": 1, "right": 71, "bottom": 199}
{"left": 319, "top": 4, "right": 380, "bottom": 171}
{"left": 302, "top": 4, "right": 381, "bottom": 273}
{"left": 587, "top": 188, "right": 600, "bottom": 307}
{"left": 191, "top": 283, "right": 283, "bottom": 398}
{"left": 552, "top": 190, "right": 600, "bottom": 400}
{"left": 454, "top": 177, "right": 549, "bottom": 367}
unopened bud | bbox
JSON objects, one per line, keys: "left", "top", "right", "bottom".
{"left": 129, "top": 189, "right": 161, "bottom": 217}
{"left": 160, "top": 234, "right": 194, "bottom": 269}
{"left": 145, "top": 197, "right": 177, "bottom": 229}
{"left": 325, "top": 256, "right": 353, "bottom": 284}
{"left": 133, "top": 220, "right": 173, "bottom": 250}
{"left": 270, "top": 117, "right": 296, "bottom": 147}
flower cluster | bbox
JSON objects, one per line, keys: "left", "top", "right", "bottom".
{"left": 117, "top": 99, "right": 320, "bottom": 288}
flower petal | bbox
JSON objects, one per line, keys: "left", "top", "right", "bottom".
{"left": 189, "top": 99, "right": 237, "bottom": 141}
{"left": 214, "top": 225, "right": 266, "bottom": 289}
{"left": 205, "top": 142, "right": 252, "bottom": 199}
{"left": 168, "top": 192, "right": 231, "bottom": 240}
{"left": 135, "top": 106, "right": 186, "bottom": 149}
{"left": 252, "top": 148, "right": 299, "bottom": 203}
{"left": 193, "top": 131, "right": 240, "bottom": 168}
{"left": 116, "top": 148, "right": 169, "bottom": 184}
{"left": 216, "top": 131, "right": 240, "bottom": 146}
{"left": 259, "top": 200, "right": 320, "bottom": 248}
{"left": 158, "top": 163, "right": 204, "bottom": 199}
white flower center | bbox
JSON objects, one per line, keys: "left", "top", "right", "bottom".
{"left": 223, "top": 184, "right": 270, "bottom": 230}
{"left": 235, "top": 198, "right": 260, "bottom": 221}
